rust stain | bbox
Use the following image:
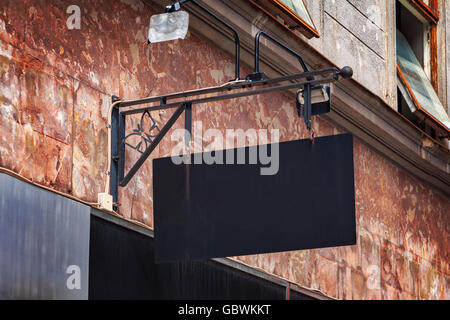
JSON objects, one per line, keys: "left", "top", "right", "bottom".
{"left": 0, "top": 0, "right": 447, "bottom": 300}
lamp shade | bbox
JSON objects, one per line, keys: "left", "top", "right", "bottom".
{"left": 148, "top": 11, "right": 189, "bottom": 43}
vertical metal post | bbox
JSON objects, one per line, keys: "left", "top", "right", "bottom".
{"left": 185, "top": 103, "right": 192, "bottom": 200}
{"left": 110, "top": 96, "right": 121, "bottom": 205}
{"left": 118, "top": 111, "right": 126, "bottom": 191}
{"left": 305, "top": 84, "right": 312, "bottom": 130}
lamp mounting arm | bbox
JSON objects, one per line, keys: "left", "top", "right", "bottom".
{"left": 248, "top": 31, "right": 312, "bottom": 82}
{"left": 166, "top": 0, "right": 241, "bottom": 80}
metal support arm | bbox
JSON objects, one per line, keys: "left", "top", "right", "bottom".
{"left": 110, "top": 66, "right": 352, "bottom": 199}
{"left": 120, "top": 103, "right": 187, "bottom": 187}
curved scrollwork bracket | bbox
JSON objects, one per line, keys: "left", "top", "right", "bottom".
{"left": 123, "top": 110, "right": 161, "bottom": 154}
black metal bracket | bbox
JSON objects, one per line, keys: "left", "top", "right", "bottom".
{"left": 247, "top": 30, "right": 327, "bottom": 131}
{"left": 116, "top": 103, "right": 187, "bottom": 189}
{"left": 110, "top": 67, "right": 351, "bottom": 198}
{"left": 296, "top": 85, "right": 330, "bottom": 126}
{"left": 109, "top": 27, "right": 353, "bottom": 203}
{"left": 248, "top": 31, "right": 312, "bottom": 82}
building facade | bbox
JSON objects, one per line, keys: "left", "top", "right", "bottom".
{"left": 0, "top": 0, "right": 449, "bottom": 299}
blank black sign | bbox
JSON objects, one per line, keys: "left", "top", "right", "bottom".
{"left": 153, "top": 133, "right": 356, "bottom": 262}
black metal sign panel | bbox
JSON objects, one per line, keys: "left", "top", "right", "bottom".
{"left": 153, "top": 133, "right": 356, "bottom": 262}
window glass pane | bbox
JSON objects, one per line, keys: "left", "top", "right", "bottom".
{"left": 279, "top": 0, "right": 313, "bottom": 25}
{"left": 396, "top": 29, "right": 450, "bottom": 129}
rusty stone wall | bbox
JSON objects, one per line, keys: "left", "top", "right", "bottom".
{"left": 0, "top": 0, "right": 448, "bottom": 300}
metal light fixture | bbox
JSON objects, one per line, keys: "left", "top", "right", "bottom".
{"left": 147, "top": 0, "right": 242, "bottom": 80}
{"left": 296, "top": 66, "right": 352, "bottom": 130}
{"left": 296, "top": 85, "right": 331, "bottom": 129}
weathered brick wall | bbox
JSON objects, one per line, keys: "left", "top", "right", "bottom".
{"left": 0, "top": 0, "right": 448, "bottom": 299}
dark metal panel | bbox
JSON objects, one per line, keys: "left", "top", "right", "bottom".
{"left": 89, "top": 215, "right": 314, "bottom": 300}
{"left": 153, "top": 133, "right": 356, "bottom": 262}
{"left": 0, "top": 173, "right": 90, "bottom": 299}
{"left": 90, "top": 208, "right": 328, "bottom": 300}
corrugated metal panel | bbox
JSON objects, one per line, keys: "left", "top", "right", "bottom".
{"left": 89, "top": 213, "right": 316, "bottom": 300}
{"left": 0, "top": 173, "right": 90, "bottom": 299}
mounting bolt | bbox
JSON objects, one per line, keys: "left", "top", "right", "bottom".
{"left": 165, "top": 2, "right": 181, "bottom": 12}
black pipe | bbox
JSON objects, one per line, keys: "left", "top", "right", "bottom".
{"left": 167, "top": 0, "right": 241, "bottom": 80}
{"left": 254, "top": 31, "right": 311, "bottom": 79}
{"left": 120, "top": 68, "right": 338, "bottom": 108}
{"left": 119, "top": 76, "right": 339, "bottom": 187}
{"left": 121, "top": 76, "right": 337, "bottom": 116}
